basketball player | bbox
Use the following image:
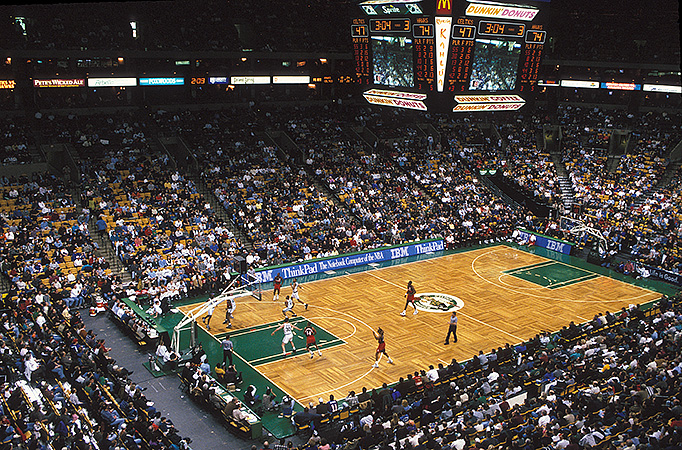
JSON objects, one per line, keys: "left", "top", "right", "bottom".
{"left": 372, "top": 327, "right": 393, "bottom": 368}
{"left": 222, "top": 296, "right": 235, "bottom": 328}
{"left": 290, "top": 278, "right": 308, "bottom": 310}
{"left": 202, "top": 300, "right": 216, "bottom": 330}
{"left": 273, "top": 273, "right": 283, "bottom": 301}
{"left": 271, "top": 316, "right": 301, "bottom": 356}
{"left": 304, "top": 321, "right": 322, "bottom": 359}
{"left": 401, "top": 280, "right": 418, "bottom": 316}
{"left": 282, "top": 295, "right": 297, "bottom": 318}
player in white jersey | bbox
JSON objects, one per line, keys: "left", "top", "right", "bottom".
{"left": 282, "top": 295, "right": 297, "bottom": 318}
{"left": 290, "top": 278, "right": 308, "bottom": 310}
{"left": 271, "top": 316, "right": 301, "bottom": 356}
{"left": 202, "top": 300, "right": 216, "bottom": 331}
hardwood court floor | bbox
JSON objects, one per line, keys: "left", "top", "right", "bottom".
{"left": 180, "top": 245, "right": 661, "bottom": 406}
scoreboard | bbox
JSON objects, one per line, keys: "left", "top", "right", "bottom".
{"left": 352, "top": 0, "right": 549, "bottom": 112}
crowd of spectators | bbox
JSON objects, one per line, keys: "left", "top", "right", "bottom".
{"left": 201, "top": 129, "right": 358, "bottom": 265}
{"left": 288, "top": 295, "right": 682, "bottom": 450}
{"left": 558, "top": 106, "right": 620, "bottom": 158}
{"left": 28, "top": 110, "right": 247, "bottom": 306}
{"left": 0, "top": 273, "right": 193, "bottom": 449}
{"left": 362, "top": 109, "right": 426, "bottom": 143}
{"left": 297, "top": 107, "right": 444, "bottom": 248}
{"left": 0, "top": 171, "right": 121, "bottom": 316}
{"left": 0, "top": 117, "right": 34, "bottom": 165}
{"left": 154, "top": 105, "right": 447, "bottom": 265}
{"left": 35, "top": 111, "right": 151, "bottom": 163}
{"left": 384, "top": 124, "right": 522, "bottom": 248}
{"left": 495, "top": 113, "right": 560, "bottom": 209}
{"left": 82, "top": 149, "right": 242, "bottom": 300}
{"left": 0, "top": 100, "right": 678, "bottom": 283}
{"left": 278, "top": 105, "right": 353, "bottom": 153}
{"left": 626, "top": 165, "right": 682, "bottom": 275}
{"left": 559, "top": 106, "right": 613, "bottom": 188}
{"left": 435, "top": 116, "right": 499, "bottom": 173}
{"left": 152, "top": 107, "right": 262, "bottom": 171}
{"left": 18, "top": 103, "right": 680, "bottom": 280}
{"left": 275, "top": 105, "right": 530, "bottom": 249}
{"left": 629, "top": 112, "right": 682, "bottom": 161}
{"left": 557, "top": 107, "right": 681, "bottom": 275}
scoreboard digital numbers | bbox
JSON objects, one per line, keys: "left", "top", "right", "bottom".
{"left": 351, "top": 18, "right": 371, "bottom": 85}
{"left": 447, "top": 19, "right": 476, "bottom": 90}
{"left": 352, "top": 0, "right": 548, "bottom": 112}
{"left": 414, "top": 17, "right": 435, "bottom": 90}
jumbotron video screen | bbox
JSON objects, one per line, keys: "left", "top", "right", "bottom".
{"left": 351, "top": 0, "right": 549, "bottom": 112}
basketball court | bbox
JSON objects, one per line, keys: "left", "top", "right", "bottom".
{"left": 174, "top": 243, "right": 668, "bottom": 415}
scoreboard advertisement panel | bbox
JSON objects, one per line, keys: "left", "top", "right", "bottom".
{"left": 352, "top": 0, "right": 549, "bottom": 112}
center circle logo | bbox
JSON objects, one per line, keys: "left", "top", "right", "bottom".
{"left": 414, "top": 293, "right": 464, "bottom": 313}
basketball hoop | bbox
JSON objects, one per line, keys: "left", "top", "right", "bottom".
{"left": 559, "top": 215, "right": 608, "bottom": 254}
{"left": 170, "top": 278, "right": 255, "bottom": 355}
{"left": 559, "top": 216, "right": 587, "bottom": 236}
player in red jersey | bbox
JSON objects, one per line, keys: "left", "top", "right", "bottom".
{"left": 372, "top": 327, "right": 394, "bottom": 368}
{"left": 401, "top": 280, "right": 418, "bottom": 316}
{"left": 273, "top": 273, "right": 283, "bottom": 301}
{"left": 222, "top": 296, "right": 235, "bottom": 329}
{"left": 304, "top": 321, "right": 322, "bottom": 359}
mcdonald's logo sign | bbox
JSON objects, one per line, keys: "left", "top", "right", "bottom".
{"left": 436, "top": 0, "right": 451, "bottom": 15}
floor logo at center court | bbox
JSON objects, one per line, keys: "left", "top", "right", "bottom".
{"left": 414, "top": 293, "right": 463, "bottom": 313}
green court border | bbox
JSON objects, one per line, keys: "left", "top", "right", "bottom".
{"left": 503, "top": 261, "right": 599, "bottom": 290}
{"left": 192, "top": 323, "right": 300, "bottom": 438}
{"left": 215, "top": 316, "right": 346, "bottom": 366}
{"left": 508, "top": 260, "right": 557, "bottom": 271}
{"left": 503, "top": 242, "right": 679, "bottom": 298}
{"left": 547, "top": 274, "right": 599, "bottom": 289}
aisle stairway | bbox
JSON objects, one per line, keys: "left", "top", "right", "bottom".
{"left": 557, "top": 175, "right": 576, "bottom": 210}
{"left": 0, "top": 272, "right": 11, "bottom": 295}
{"left": 60, "top": 143, "right": 134, "bottom": 286}
{"left": 186, "top": 173, "right": 254, "bottom": 253}
{"left": 86, "top": 213, "right": 134, "bottom": 285}
{"left": 549, "top": 152, "right": 576, "bottom": 211}
{"left": 274, "top": 127, "right": 364, "bottom": 228}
